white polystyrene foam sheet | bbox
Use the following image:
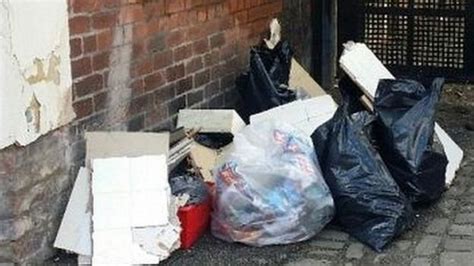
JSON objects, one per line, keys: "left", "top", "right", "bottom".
{"left": 91, "top": 155, "right": 170, "bottom": 265}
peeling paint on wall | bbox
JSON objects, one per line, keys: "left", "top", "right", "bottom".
{"left": 25, "top": 94, "right": 41, "bottom": 134}
{"left": 0, "top": 0, "right": 75, "bottom": 149}
{"left": 26, "top": 54, "right": 61, "bottom": 86}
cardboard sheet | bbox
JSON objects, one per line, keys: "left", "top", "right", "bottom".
{"left": 289, "top": 59, "right": 326, "bottom": 97}
{"left": 340, "top": 42, "right": 464, "bottom": 186}
{"left": 189, "top": 143, "right": 231, "bottom": 183}
{"left": 85, "top": 132, "right": 170, "bottom": 168}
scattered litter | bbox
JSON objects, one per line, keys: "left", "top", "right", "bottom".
{"left": 194, "top": 133, "right": 233, "bottom": 149}
{"left": 175, "top": 194, "right": 191, "bottom": 207}
{"left": 311, "top": 81, "right": 414, "bottom": 252}
{"left": 168, "top": 135, "right": 194, "bottom": 172}
{"left": 170, "top": 127, "right": 187, "bottom": 146}
{"left": 178, "top": 196, "right": 212, "bottom": 249}
{"left": 374, "top": 78, "right": 448, "bottom": 204}
{"left": 189, "top": 142, "right": 230, "bottom": 183}
{"left": 169, "top": 174, "right": 209, "bottom": 205}
{"left": 169, "top": 172, "right": 213, "bottom": 250}
{"left": 250, "top": 95, "right": 338, "bottom": 136}
{"left": 339, "top": 41, "right": 464, "bottom": 186}
{"left": 54, "top": 167, "right": 92, "bottom": 256}
{"left": 212, "top": 121, "right": 334, "bottom": 246}
{"left": 55, "top": 132, "right": 172, "bottom": 263}
{"left": 53, "top": 28, "right": 468, "bottom": 263}
{"left": 177, "top": 109, "right": 246, "bottom": 135}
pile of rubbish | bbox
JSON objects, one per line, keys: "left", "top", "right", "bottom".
{"left": 53, "top": 20, "right": 464, "bottom": 264}
{"left": 212, "top": 121, "right": 334, "bottom": 246}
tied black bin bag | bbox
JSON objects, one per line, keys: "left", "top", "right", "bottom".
{"left": 311, "top": 78, "right": 413, "bottom": 251}
{"left": 236, "top": 41, "right": 296, "bottom": 120}
{"left": 374, "top": 78, "right": 448, "bottom": 205}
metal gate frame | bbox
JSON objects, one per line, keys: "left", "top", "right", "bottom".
{"left": 338, "top": 0, "right": 474, "bottom": 82}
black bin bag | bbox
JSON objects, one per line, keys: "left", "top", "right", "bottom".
{"left": 236, "top": 41, "right": 296, "bottom": 121}
{"left": 374, "top": 78, "right": 448, "bottom": 205}
{"left": 311, "top": 78, "right": 414, "bottom": 251}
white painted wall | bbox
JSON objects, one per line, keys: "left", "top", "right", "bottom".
{"left": 0, "top": 0, "right": 75, "bottom": 149}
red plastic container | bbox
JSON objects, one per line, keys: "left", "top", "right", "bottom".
{"left": 177, "top": 197, "right": 212, "bottom": 249}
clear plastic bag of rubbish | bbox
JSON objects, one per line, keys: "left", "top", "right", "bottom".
{"left": 211, "top": 121, "right": 335, "bottom": 246}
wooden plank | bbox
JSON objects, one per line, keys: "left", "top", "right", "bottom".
{"left": 289, "top": 59, "right": 326, "bottom": 97}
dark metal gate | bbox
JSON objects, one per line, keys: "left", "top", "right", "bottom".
{"left": 338, "top": 0, "right": 474, "bottom": 81}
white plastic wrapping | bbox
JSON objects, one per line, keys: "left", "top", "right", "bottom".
{"left": 211, "top": 121, "right": 335, "bottom": 246}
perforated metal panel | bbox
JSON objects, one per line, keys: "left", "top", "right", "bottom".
{"left": 338, "top": 0, "right": 474, "bottom": 81}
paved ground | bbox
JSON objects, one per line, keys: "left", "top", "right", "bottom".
{"left": 52, "top": 84, "right": 474, "bottom": 265}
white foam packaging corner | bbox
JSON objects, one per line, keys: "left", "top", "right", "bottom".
{"left": 339, "top": 42, "right": 464, "bottom": 186}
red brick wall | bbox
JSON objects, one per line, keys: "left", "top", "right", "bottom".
{"left": 0, "top": 0, "right": 283, "bottom": 263}
{"left": 69, "top": 0, "right": 283, "bottom": 133}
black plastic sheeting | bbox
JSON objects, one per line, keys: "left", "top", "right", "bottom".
{"left": 169, "top": 174, "right": 209, "bottom": 205}
{"left": 194, "top": 133, "right": 234, "bottom": 149}
{"left": 311, "top": 78, "right": 414, "bottom": 251}
{"left": 374, "top": 78, "right": 448, "bottom": 205}
{"left": 236, "top": 41, "right": 296, "bottom": 121}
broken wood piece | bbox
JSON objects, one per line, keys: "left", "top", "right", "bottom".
{"left": 177, "top": 109, "right": 246, "bottom": 135}
{"left": 289, "top": 59, "right": 326, "bottom": 98}
{"left": 54, "top": 167, "right": 92, "bottom": 256}
{"left": 188, "top": 143, "right": 231, "bottom": 183}
{"left": 339, "top": 41, "right": 464, "bottom": 186}
{"left": 189, "top": 143, "right": 217, "bottom": 183}
{"left": 168, "top": 137, "right": 194, "bottom": 172}
{"left": 169, "top": 127, "right": 186, "bottom": 146}
{"left": 360, "top": 94, "right": 374, "bottom": 112}
{"left": 168, "top": 128, "right": 199, "bottom": 171}
{"left": 250, "top": 95, "right": 338, "bottom": 136}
